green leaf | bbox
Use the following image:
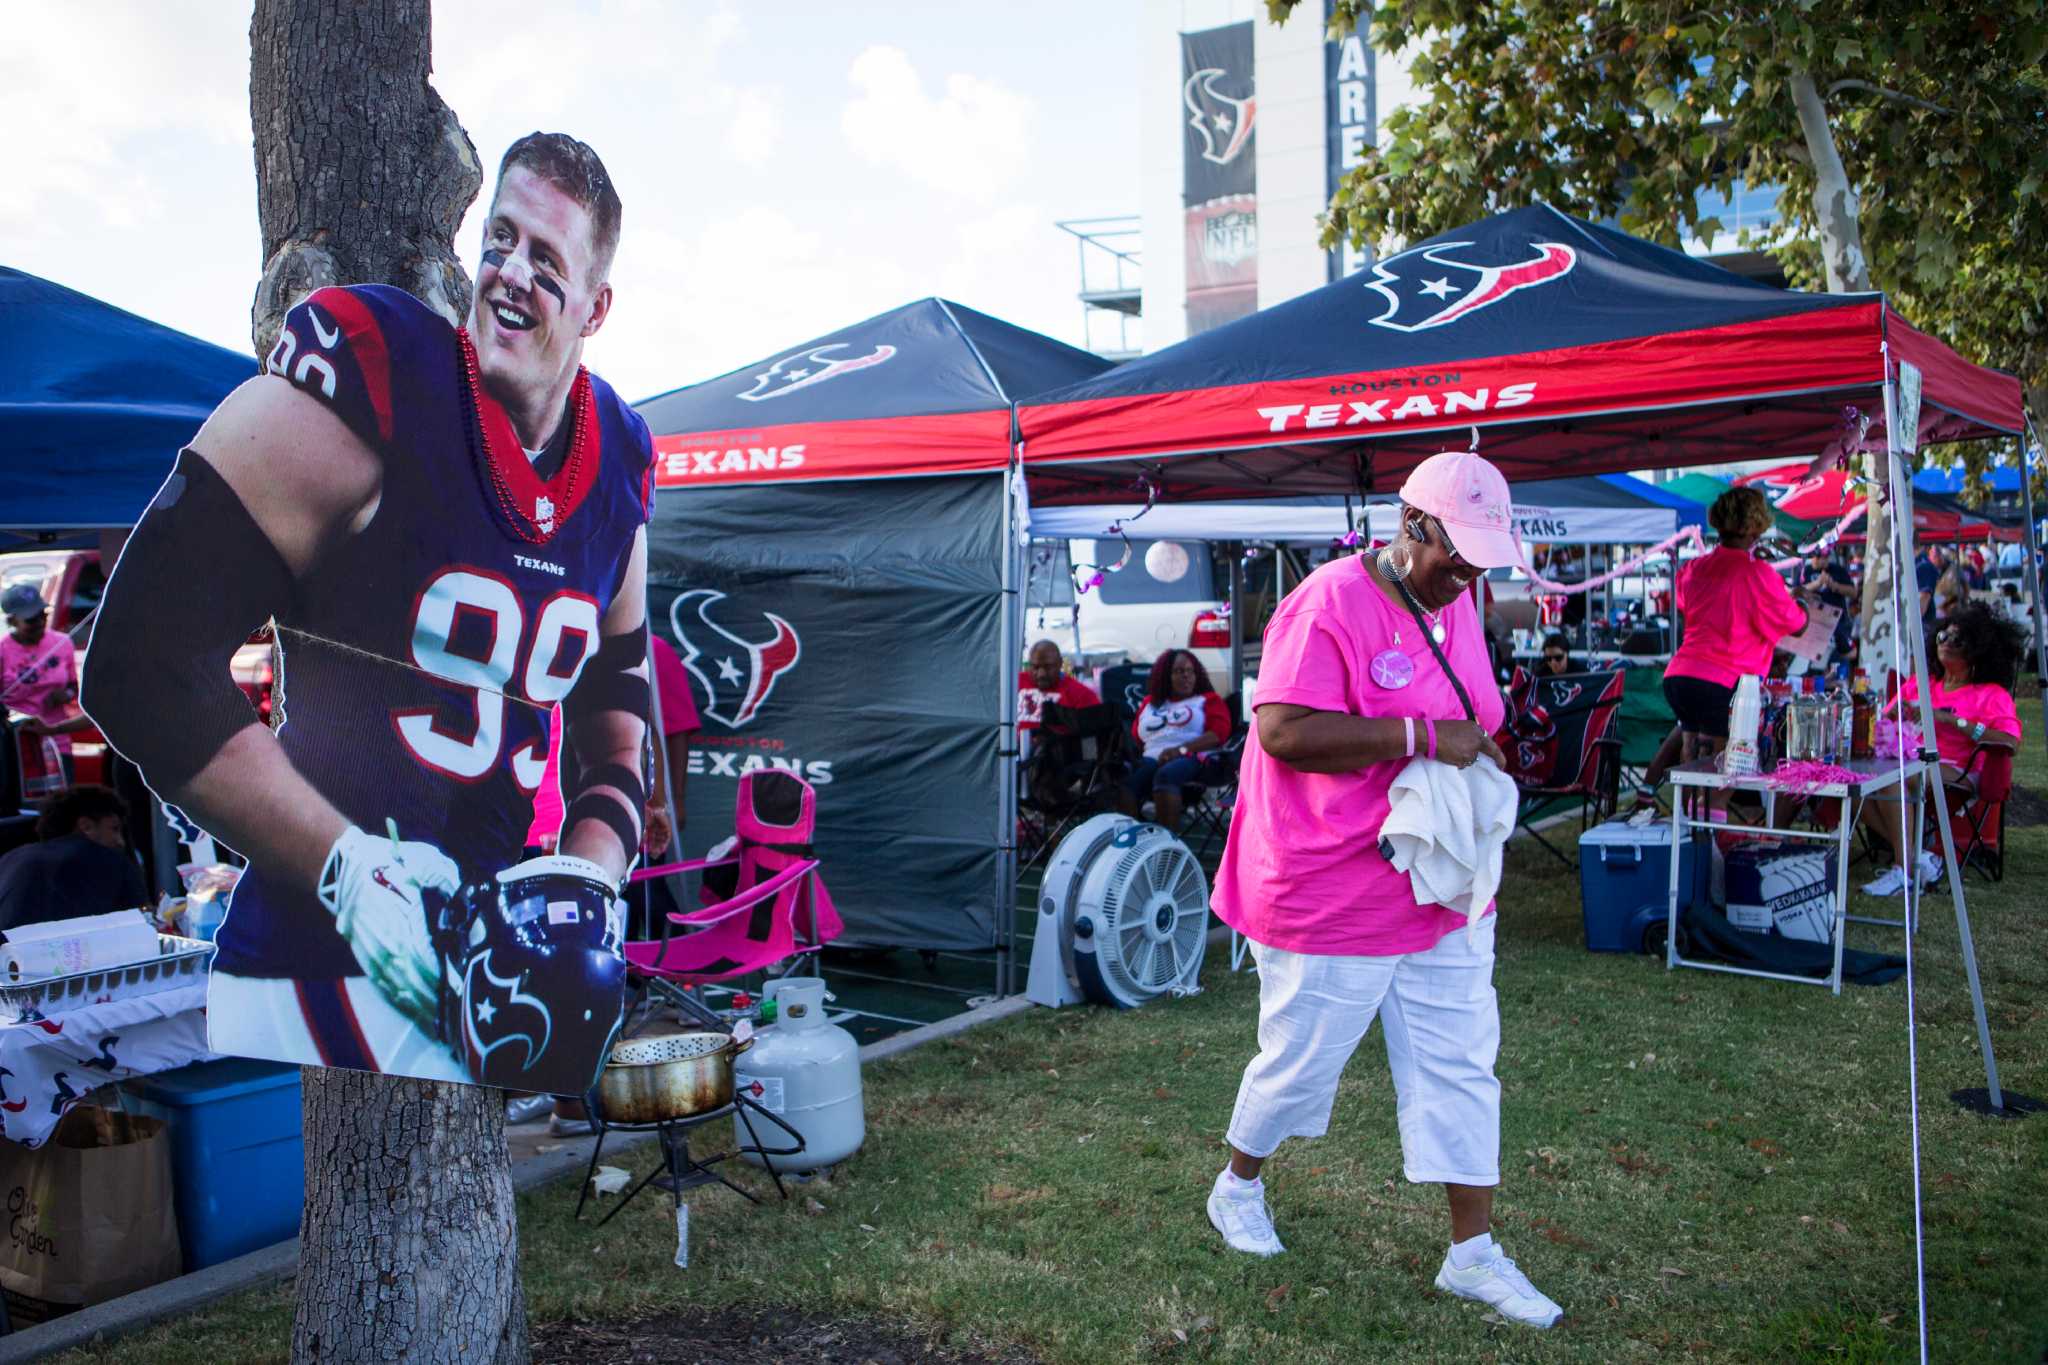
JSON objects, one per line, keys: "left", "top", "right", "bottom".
{"left": 1643, "top": 86, "right": 1679, "bottom": 119}
{"left": 1833, "top": 38, "right": 1863, "bottom": 65}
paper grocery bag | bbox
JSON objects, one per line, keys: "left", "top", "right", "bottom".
{"left": 0, "top": 1105, "right": 183, "bottom": 1323}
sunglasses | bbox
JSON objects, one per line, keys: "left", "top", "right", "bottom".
{"left": 1938, "top": 628, "right": 1962, "bottom": 644}
{"left": 1417, "top": 513, "right": 1475, "bottom": 571}
{"left": 1544, "top": 652, "right": 1567, "bottom": 662}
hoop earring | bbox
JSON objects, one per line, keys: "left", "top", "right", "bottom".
{"left": 1379, "top": 543, "right": 1413, "bottom": 582}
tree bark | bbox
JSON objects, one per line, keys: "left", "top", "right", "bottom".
{"left": 1787, "top": 65, "right": 1888, "bottom": 652}
{"left": 250, "top": 0, "right": 480, "bottom": 352}
{"left": 247, "top": 4, "right": 520, "bottom": 1361}
{"left": 1786, "top": 67, "right": 1872, "bottom": 295}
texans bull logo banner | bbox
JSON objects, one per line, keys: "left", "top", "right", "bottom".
{"left": 646, "top": 474, "right": 1006, "bottom": 952}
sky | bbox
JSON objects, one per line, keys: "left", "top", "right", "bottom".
{"left": 1, "top": 1, "right": 1141, "bottom": 402}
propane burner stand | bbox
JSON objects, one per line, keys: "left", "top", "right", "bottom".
{"left": 573, "top": 1095, "right": 806, "bottom": 1227}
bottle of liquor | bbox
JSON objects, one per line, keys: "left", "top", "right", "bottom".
{"left": 1829, "top": 666, "right": 1854, "bottom": 762}
{"left": 1850, "top": 669, "right": 1875, "bottom": 760}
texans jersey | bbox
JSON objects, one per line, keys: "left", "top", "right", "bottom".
{"left": 213, "top": 285, "right": 654, "bottom": 980}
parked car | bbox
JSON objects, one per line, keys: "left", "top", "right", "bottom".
{"left": 1026, "top": 538, "right": 1280, "bottom": 683}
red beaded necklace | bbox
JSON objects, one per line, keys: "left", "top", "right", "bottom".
{"left": 457, "top": 326, "right": 594, "bottom": 545}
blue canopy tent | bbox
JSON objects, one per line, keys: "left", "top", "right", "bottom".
{"left": 1, "top": 267, "right": 252, "bottom": 543}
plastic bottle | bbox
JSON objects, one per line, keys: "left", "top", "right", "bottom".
{"left": 1725, "top": 674, "right": 1762, "bottom": 775}
{"left": 1851, "top": 670, "right": 1875, "bottom": 760}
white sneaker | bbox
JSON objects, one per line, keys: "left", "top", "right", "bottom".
{"left": 1861, "top": 865, "right": 1908, "bottom": 897}
{"left": 1915, "top": 850, "right": 1941, "bottom": 886}
{"left": 1206, "top": 1171, "right": 1284, "bottom": 1257}
{"left": 1434, "top": 1245, "right": 1564, "bottom": 1328}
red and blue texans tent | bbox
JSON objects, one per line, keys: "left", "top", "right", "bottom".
{"left": 637, "top": 297, "right": 1110, "bottom": 489}
{"left": 1016, "top": 204, "right": 2026, "bottom": 504}
{"left": 633, "top": 301, "right": 1109, "bottom": 973}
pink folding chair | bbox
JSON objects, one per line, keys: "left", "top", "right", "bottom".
{"left": 624, "top": 769, "right": 841, "bottom": 986}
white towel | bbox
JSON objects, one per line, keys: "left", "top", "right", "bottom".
{"left": 1377, "top": 756, "right": 1519, "bottom": 942}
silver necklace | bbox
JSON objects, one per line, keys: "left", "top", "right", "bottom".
{"left": 1372, "top": 548, "right": 1447, "bottom": 644}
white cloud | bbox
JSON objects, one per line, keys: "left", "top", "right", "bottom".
{"left": 724, "top": 87, "right": 783, "bottom": 166}
{"left": 839, "top": 45, "right": 1034, "bottom": 205}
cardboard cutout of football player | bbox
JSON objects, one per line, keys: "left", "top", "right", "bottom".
{"left": 82, "top": 134, "right": 652, "bottom": 1094}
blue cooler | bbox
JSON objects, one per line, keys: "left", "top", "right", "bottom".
{"left": 1578, "top": 819, "right": 1708, "bottom": 953}
{"left": 125, "top": 1058, "right": 304, "bottom": 1271}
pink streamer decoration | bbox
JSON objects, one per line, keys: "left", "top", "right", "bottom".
{"left": 1512, "top": 499, "right": 1875, "bottom": 598}
{"left": 1769, "top": 760, "right": 1863, "bottom": 796}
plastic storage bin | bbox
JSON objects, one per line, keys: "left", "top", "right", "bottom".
{"left": 1578, "top": 819, "right": 1708, "bottom": 953}
{"left": 125, "top": 1058, "right": 304, "bottom": 1271}
{"left": 1724, "top": 841, "right": 1838, "bottom": 942}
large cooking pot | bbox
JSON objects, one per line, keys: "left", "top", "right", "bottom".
{"left": 595, "top": 1028, "right": 754, "bottom": 1125}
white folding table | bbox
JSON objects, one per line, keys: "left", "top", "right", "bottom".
{"left": 1664, "top": 755, "right": 1928, "bottom": 994}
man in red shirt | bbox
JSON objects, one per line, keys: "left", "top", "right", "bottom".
{"left": 1017, "top": 640, "right": 1100, "bottom": 735}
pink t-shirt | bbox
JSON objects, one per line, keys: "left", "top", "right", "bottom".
{"left": 1213, "top": 555, "right": 1506, "bottom": 957}
{"left": 0, "top": 631, "right": 79, "bottom": 757}
{"left": 1895, "top": 676, "right": 2020, "bottom": 768}
{"left": 527, "top": 634, "right": 702, "bottom": 846}
{"left": 1664, "top": 547, "right": 1806, "bottom": 687}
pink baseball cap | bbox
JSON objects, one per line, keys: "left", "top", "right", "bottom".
{"left": 1397, "top": 450, "right": 1521, "bottom": 569}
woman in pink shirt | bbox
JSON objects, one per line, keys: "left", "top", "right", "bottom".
{"left": 1662, "top": 487, "right": 1810, "bottom": 817}
{"left": 1857, "top": 602, "right": 2024, "bottom": 896}
{"left": 1205, "top": 452, "right": 1563, "bottom": 1330}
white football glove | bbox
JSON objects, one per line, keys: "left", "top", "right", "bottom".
{"left": 317, "top": 823, "right": 461, "bottom": 1029}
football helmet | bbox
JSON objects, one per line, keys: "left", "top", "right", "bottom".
{"left": 430, "top": 855, "right": 628, "bottom": 1091}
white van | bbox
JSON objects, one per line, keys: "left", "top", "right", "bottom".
{"left": 1025, "top": 538, "right": 1287, "bottom": 682}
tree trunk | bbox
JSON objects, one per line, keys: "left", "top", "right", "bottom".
{"left": 250, "top": 0, "right": 480, "bottom": 351}
{"left": 247, "top": 4, "right": 520, "bottom": 1361}
{"left": 1786, "top": 67, "right": 1871, "bottom": 295}
{"left": 1788, "top": 66, "right": 1889, "bottom": 654}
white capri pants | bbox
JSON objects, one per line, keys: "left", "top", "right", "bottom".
{"left": 1226, "top": 916, "right": 1501, "bottom": 1186}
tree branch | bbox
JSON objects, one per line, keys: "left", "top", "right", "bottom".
{"left": 1826, "top": 79, "right": 1954, "bottom": 116}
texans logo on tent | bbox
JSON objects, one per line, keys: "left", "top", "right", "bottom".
{"left": 669, "top": 589, "right": 802, "bottom": 729}
{"left": 737, "top": 343, "right": 896, "bottom": 403}
{"left": 1364, "top": 240, "right": 1577, "bottom": 333}
{"left": 1183, "top": 67, "right": 1255, "bottom": 166}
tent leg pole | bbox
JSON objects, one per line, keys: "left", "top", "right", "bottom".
{"left": 1228, "top": 551, "right": 1245, "bottom": 700}
{"left": 1886, "top": 380, "right": 2004, "bottom": 1111}
{"left": 2020, "top": 412, "right": 2047, "bottom": 760}
{"left": 998, "top": 478, "right": 1021, "bottom": 999}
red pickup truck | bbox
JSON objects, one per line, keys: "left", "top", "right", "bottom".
{"left": 2, "top": 548, "right": 274, "bottom": 790}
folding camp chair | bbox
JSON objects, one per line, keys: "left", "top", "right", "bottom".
{"left": 624, "top": 770, "right": 842, "bottom": 995}
{"left": 1497, "top": 667, "right": 1625, "bottom": 869}
{"left": 1181, "top": 691, "right": 1246, "bottom": 860}
{"left": 1018, "top": 701, "right": 1127, "bottom": 869}
{"left": 1946, "top": 743, "right": 2012, "bottom": 882}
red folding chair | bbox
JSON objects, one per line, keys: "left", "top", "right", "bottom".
{"left": 624, "top": 770, "right": 841, "bottom": 986}
{"left": 1496, "top": 666, "right": 1626, "bottom": 869}
{"left": 1947, "top": 744, "right": 2012, "bottom": 882}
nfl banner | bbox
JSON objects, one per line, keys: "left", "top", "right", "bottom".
{"left": 1181, "top": 20, "right": 1258, "bottom": 333}
{"left": 1324, "top": 2, "right": 1374, "bottom": 282}
{"left": 646, "top": 474, "right": 1005, "bottom": 952}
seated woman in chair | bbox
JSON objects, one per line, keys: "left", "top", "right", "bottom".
{"left": 1117, "top": 649, "right": 1231, "bottom": 833}
{"left": 1857, "top": 602, "right": 2024, "bottom": 897}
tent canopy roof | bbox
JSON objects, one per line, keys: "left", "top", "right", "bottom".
{"left": 636, "top": 297, "right": 1111, "bottom": 490}
{"left": 1017, "top": 205, "right": 2024, "bottom": 506}
{"left": 1, "top": 265, "right": 252, "bottom": 536}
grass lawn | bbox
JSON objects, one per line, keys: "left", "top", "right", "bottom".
{"left": 58, "top": 729, "right": 2048, "bottom": 1363}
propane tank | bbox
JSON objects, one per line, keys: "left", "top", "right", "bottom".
{"left": 733, "top": 977, "right": 865, "bottom": 1172}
